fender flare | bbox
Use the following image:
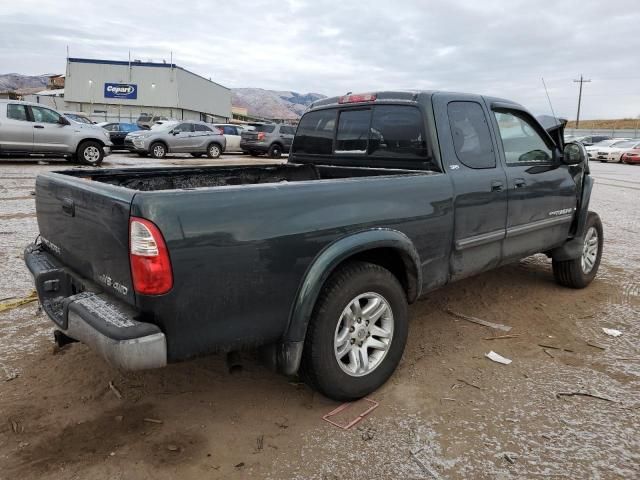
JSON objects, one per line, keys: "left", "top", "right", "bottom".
{"left": 285, "top": 229, "right": 422, "bottom": 345}
{"left": 551, "top": 174, "right": 594, "bottom": 261}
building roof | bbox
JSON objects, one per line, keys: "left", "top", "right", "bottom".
{"left": 67, "top": 57, "right": 229, "bottom": 91}
{"left": 34, "top": 88, "right": 64, "bottom": 96}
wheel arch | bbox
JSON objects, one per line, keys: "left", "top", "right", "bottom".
{"left": 149, "top": 139, "right": 168, "bottom": 152}
{"left": 76, "top": 137, "right": 105, "bottom": 151}
{"left": 274, "top": 229, "right": 421, "bottom": 375}
{"left": 551, "top": 175, "right": 594, "bottom": 261}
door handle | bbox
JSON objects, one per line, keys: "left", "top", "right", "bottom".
{"left": 34, "top": 125, "right": 44, "bottom": 129}
{"left": 61, "top": 198, "right": 75, "bottom": 217}
{"left": 514, "top": 178, "right": 526, "bottom": 188}
{"left": 491, "top": 181, "right": 504, "bottom": 192}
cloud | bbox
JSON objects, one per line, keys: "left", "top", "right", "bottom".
{"left": 1, "top": 0, "right": 639, "bottom": 119}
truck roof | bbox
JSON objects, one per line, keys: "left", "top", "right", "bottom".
{"left": 308, "top": 90, "right": 521, "bottom": 111}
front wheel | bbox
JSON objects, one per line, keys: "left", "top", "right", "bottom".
{"left": 268, "top": 144, "right": 283, "bottom": 158}
{"left": 150, "top": 142, "right": 166, "bottom": 159}
{"left": 300, "top": 261, "right": 408, "bottom": 401}
{"left": 77, "top": 141, "right": 104, "bottom": 166}
{"left": 553, "top": 212, "right": 603, "bottom": 288}
{"left": 207, "top": 143, "right": 221, "bottom": 159}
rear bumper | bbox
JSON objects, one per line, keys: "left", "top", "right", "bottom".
{"left": 240, "top": 141, "right": 269, "bottom": 153}
{"left": 24, "top": 244, "right": 167, "bottom": 370}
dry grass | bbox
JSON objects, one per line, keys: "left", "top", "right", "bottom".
{"left": 566, "top": 119, "right": 640, "bottom": 129}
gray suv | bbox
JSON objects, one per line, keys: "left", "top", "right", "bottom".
{"left": 0, "top": 100, "right": 112, "bottom": 165}
{"left": 125, "top": 121, "right": 226, "bottom": 159}
{"left": 240, "top": 123, "right": 295, "bottom": 158}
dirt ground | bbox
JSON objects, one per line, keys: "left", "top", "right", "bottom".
{"left": 0, "top": 153, "right": 638, "bottom": 479}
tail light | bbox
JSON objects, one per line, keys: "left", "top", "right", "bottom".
{"left": 129, "top": 217, "right": 173, "bottom": 295}
{"left": 257, "top": 132, "right": 266, "bottom": 141}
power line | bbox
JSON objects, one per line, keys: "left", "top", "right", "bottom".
{"left": 573, "top": 74, "right": 591, "bottom": 128}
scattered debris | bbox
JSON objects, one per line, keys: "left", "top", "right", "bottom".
{"left": 234, "top": 462, "right": 245, "bottom": 469}
{"left": 108, "top": 381, "right": 123, "bottom": 400}
{"left": 446, "top": 309, "right": 512, "bottom": 332}
{"left": 441, "top": 397, "right": 457, "bottom": 402}
{"left": 602, "top": 328, "right": 622, "bottom": 337}
{"left": 485, "top": 351, "right": 512, "bottom": 365}
{"left": 410, "top": 447, "right": 441, "bottom": 479}
{"left": 256, "top": 435, "right": 264, "bottom": 451}
{"left": 456, "top": 378, "right": 482, "bottom": 390}
{"left": 586, "top": 341, "right": 606, "bottom": 350}
{"left": 114, "top": 415, "right": 124, "bottom": 422}
{"left": 322, "top": 398, "right": 379, "bottom": 430}
{"left": 10, "top": 419, "right": 24, "bottom": 434}
{"left": 555, "top": 392, "right": 615, "bottom": 403}
{"left": 4, "top": 373, "right": 19, "bottom": 382}
{"left": 538, "top": 343, "right": 573, "bottom": 352}
{"left": 483, "top": 334, "right": 521, "bottom": 340}
{"left": 503, "top": 453, "right": 516, "bottom": 464}
{"left": 0, "top": 290, "right": 38, "bottom": 313}
{"left": 167, "top": 444, "right": 180, "bottom": 452}
{"left": 110, "top": 452, "right": 116, "bottom": 457}
{"left": 143, "top": 418, "right": 163, "bottom": 424}
{"left": 543, "top": 349, "right": 555, "bottom": 358}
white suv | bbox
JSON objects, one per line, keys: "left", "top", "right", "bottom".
{"left": 0, "top": 100, "right": 112, "bottom": 165}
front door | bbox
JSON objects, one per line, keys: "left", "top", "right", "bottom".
{"left": 170, "top": 122, "right": 195, "bottom": 152}
{"left": 433, "top": 94, "right": 508, "bottom": 280}
{"left": 279, "top": 125, "right": 295, "bottom": 150}
{"left": 489, "top": 107, "right": 577, "bottom": 261}
{"left": 30, "top": 105, "right": 69, "bottom": 153}
{"left": 0, "top": 103, "right": 33, "bottom": 152}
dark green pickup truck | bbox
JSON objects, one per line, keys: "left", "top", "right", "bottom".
{"left": 25, "top": 91, "right": 602, "bottom": 400}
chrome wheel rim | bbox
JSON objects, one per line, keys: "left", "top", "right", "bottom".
{"left": 581, "top": 226, "right": 598, "bottom": 274}
{"left": 153, "top": 145, "right": 165, "bottom": 157}
{"left": 334, "top": 292, "right": 394, "bottom": 377}
{"left": 210, "top": 145, "right": 220, "bottom": 157}
{"left": 84, "top": 146, "right": 100, "bottom": 163}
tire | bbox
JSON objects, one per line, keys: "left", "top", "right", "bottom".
{"left": 150, "top": 142, "right": 167, "bottom": 159}
{"left": 207, "top": 143, "right": 221, "bottom": 159}
{"left": 552, "top": 212, "right": 603, "bottom": 289}
{"left": 190, "top": 153, "right": 204, "bottom": 157}
{"left": 300, "top": 261, "right": 409, "bottom": 401}
{"left": 268, "top": 143, "right": 283, "bottom": 158}
{"left": 76, "top": 141, "right": 104, "bottom": 166}
{"left": 618, "top": 154, "right": 624, "bottom": 164}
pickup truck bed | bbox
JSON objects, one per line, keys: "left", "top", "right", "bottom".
{"left": 26, "top": 90, "right": 602, "bottom": 401}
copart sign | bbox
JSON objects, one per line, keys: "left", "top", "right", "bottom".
{"left": 104, "top": 83, "right": 137, "bottom": 99}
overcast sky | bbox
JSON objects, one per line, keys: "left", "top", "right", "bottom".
{"left": 1, "top": 0, "right": 639, "bottom": 119}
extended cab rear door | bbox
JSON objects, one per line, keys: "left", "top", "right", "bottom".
{"left": 487, "top": 103, "right": 577, "bottom": 261}
{"left": 432, "top": 93, "right": 508, "bottom": 280}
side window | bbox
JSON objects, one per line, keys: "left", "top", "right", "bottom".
{"left": 103, "top": 124, "right": 118, "bottom": 131}
{"left": 335, "top": 109, "right": 371, "bottom": 154}
{"left": 292, "top": 109, "right": 336, "bottom": 155}
{"left": 281, "top": 126, "right": 295, "bottom": 135}
{"left": 222, "top": 126, "right": 236, "bottom": 135}
{"left": 174, "top": 123, "right": 194, "bottom": 133}
{"left": 369, "top": 105, "right": 427, "bottom": 158}
{"left": 31, "top": 106, "right": 62, "bottom": 124}
{"left": 7, "top": 104, "right": 29, "bottom": 121}
{"left": 447, "top": 101, "right": 496, "bottom": 169}
{"left": 196, "top": 124, "right": 213, "bottom": 132}
{"left": 493, "top": 111, "right": 553, "bottom": 165}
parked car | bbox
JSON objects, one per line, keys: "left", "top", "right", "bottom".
{"left": 124, "top": 120, "right": 226, "bottom": 158}
{"left": 24, "top": 90, "right": 601, "bottom": 401}
{"left": 240, "top": 123, "right": 296, "bottom": 158}
{"left": 63, "top": 112, "right": 95, "bottom": 125}
{"left": 0, "top": 100, "right": 112, "bottom": 165}
{"left": 572, "top": 135, "right": 611, "bottom": 146}
{"left": 213, "top": 124, "right": 247, "bottom": 153}
{"left": 137, "top": 113, "right": 170, "bottom": 129}
{"left": 621, "top": 146, "right": 640, "bottom": 164}
{"left": 585, "top": 138, "right": 631, "bottom": 159}
{"left": 596, "top": 139, "right": 640, "bottom": 163}
{"left": 97, "top": 122, "right": 141, "bottom": 150}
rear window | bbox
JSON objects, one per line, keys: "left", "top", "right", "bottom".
{"left": 253, "top": 124, "right": 275, "bottom": 133}
{"left": 292, "top": 109, "right": 336, "bottom": 155}
{"left": 336, "top": 109, "right": 370, "bottom": 153}
{"left": 195, "top": 124, "right": 213, "bottom": 132}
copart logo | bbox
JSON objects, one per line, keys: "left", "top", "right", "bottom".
{"left": 104, "top": 82, "right": 137, "bottom": 99}
{"left": 106, "top": 85, "right": 135, "bottom": 95}
{"left": 99, "top": 273, "right": 129, "bottom": 296}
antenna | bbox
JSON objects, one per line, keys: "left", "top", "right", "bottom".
{"left": 541, "top": 77, "right": 558, "bottom": 123}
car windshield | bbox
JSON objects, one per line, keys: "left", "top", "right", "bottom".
{"left": 151, "top": 121, "right": 178, "bottom": 131}
{"left": 593, "top": 139, "right": 624, "bottom": 147}
{"left": 613, "top": 140, "right": 637, "bottom": 148}
{"left": 252, "top": 124, "right": 276, "bottom": 133}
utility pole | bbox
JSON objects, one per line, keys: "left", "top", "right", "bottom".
{"left": 573, "top": 75, "right": 591, "bottom": 129}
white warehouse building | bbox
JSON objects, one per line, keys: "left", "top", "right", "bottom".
{"left": 28, "top": 57, "right": 231, "bottom": 124}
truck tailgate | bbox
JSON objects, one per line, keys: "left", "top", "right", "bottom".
{"left": 35, "top": 172, "right": 136, "bottom": 305}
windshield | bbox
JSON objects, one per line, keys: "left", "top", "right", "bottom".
{"left": 593, "top": 139, "right": 624, "bottom": 147}
{"left": 613, "top": 140, "right": 637, "bottom": 148}
{"left": 252, "top": 124, "right": 276, "bottom": 133}
{"left": 151, "top": 121, "right": 178, "bottom": 131}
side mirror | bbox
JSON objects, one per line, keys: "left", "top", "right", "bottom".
{"left": 58, "top": 116, "right": 71, "bottom": 126}
{"left": 563, "top": 142, "right": 586, "bottom": 165}
{"left": 172, "top": 130, "right": 180, "bottom": 135}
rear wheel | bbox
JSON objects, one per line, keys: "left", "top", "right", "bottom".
{"left": 268, "top": 143, "right": 283, "bottom": 158}
{"left": 77, "top": 141, "right": 104, "bottom": 166}
{"left": 207, "top": 143, "right": 221, "bottom": 159}
{"left": 300, "top": 261, "right": 408, "bottom": 401}
{"left": 150, "top": 142, "right": 166, "bottom": 159}
{"left": 552, "top": 212, "right": 603, "bottom": 289}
